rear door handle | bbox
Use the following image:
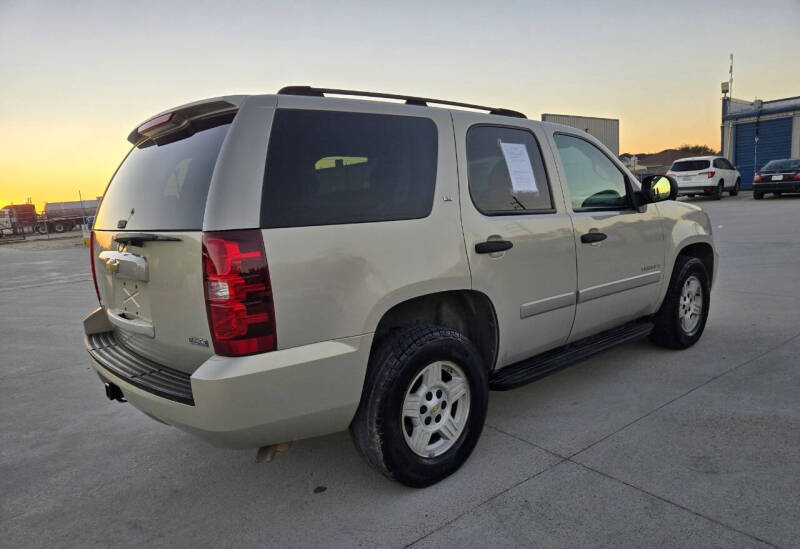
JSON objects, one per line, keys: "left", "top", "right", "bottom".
{"left": 580, "top": 232, "right": 607, "bottom": 244}
{"left": 475, "top": 240, "right": 513, "bottom": 254}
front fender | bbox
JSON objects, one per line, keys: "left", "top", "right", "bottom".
{"left": 655, "top": 201, "right": 717, "bottom": 307}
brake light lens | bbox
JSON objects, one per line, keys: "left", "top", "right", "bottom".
{"left": 754, "top": 173, "right": 762, "bottom": 182}
{"left": 666, "top": 172, "right": 676, "bottom": 178}
{"left": 202, "top": 230, "right": 276, "bottom": 356}
{"left": 138, "top": 112, "right": 174, "bottom": 134}
{"left": 89, "top": 231, "right": 102, "bottom": 305}
{"left": 698, "top": 171, "right": 715, "bottom": 179}
{"left": 793, "top": 172, "right": 800, "bottom": 181}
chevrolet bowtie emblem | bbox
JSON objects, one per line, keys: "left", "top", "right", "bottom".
{"left": 105, "top": 258, "right": 120, "bottom": 274}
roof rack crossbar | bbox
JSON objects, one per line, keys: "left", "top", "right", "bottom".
{"left": 277, "top": 86, "right": 526, "bottom": 119}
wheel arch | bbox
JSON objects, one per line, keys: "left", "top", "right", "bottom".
{"left": 368, "top": 290, "right": 499, "bottom": 375}
{"left": 678, "top": 242, "right": 714, "bottom": 282}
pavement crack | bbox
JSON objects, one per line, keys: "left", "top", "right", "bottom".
{"left": 570, "top": 460, "right": 779, "bottom": 548}
{"left": 404, "top": 441, "right": 568, "bottom": 548}
{"left": 484, "top": 423, "right": 567, "bottom": 460}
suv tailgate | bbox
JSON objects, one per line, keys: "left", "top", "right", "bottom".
{"left": 92, "top": 108, "right": 235, "bottom": 374}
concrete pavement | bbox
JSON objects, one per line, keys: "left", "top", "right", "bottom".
{"left": 1, "top": 192, "right": 798, "bottom": 548}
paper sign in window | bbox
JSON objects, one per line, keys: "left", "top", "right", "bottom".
{"left": 500, "top": 142, "right": 538, "bottom": 193}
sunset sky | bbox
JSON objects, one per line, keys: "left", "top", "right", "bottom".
{"left": 1, "top": 0, "right": 799, "bottom": 209}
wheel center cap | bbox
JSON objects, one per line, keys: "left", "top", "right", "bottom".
{"left": 431, "top": 403, "right": 440, "bottom": 414}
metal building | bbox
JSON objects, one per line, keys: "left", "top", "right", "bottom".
{"left": 541, "top": 114, "right": 620, "bottom": 155}
{"left": 721, "top": 96, "right": 800, "bottom": 188}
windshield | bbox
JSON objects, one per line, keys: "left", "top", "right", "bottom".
{"left": 671, "top": 160, "right": 710, "bottom": 172}
{"left": 94, "top": 121, "right": 231, "bottom": 231}
{"left": 762, "top": 158, "right": 800, "bottom": 171}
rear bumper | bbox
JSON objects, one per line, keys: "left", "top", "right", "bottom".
{"left": 676, "top": 185, "right": 717, "bottom": 195}
{"left": 85, "top": 310, "right": 372, "bottom": 448}
{"left": 753, "top": 182, "right": 800, "bottom": 193}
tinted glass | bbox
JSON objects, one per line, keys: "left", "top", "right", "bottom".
{"left": 95, "top": 122, "right": 231, "bottom": 231}
{"left": 554, "top": 134, "right": 630, "bottom": 210}
{"left": 671, "top": 160, "right": 711, "bottom": 172}
{"left": 762, "top": 158, "right": 800, "bottom": 171}
{"left": 261, "top": 110, "right": 437, "bottom": 228}
{"left": 720, "top": 158, "right": 735, "bottom": 170}
{"left": 467, "top": 126, "right": 553, "bottom": 214}
{"left": 713, "top": 158, "right": 724, "bottom": 169}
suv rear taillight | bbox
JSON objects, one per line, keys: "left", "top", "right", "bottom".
{"left": 202, "top": 230, "right": 277, "bottom": 356}
{"left": 699, "top": 171, "right": 715, "bottom": 179}
{"left": 89, "top": 231, "right": 102, "bottom": 305}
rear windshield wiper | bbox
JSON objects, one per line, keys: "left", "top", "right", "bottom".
{"left": 114, "top": 233, "right": 182, "bottom": 246}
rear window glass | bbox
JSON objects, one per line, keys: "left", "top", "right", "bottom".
{"left": 261, "top": 109, "right": 437, "bottom": 228}
{"left": 671, "top": 160, "right": 710, "bottom": 172}
{"left": 762, "top": 158, "right": 800, "bottom": 171}
{"left": 95, "top": 121, "right": 231, "bottom": 231}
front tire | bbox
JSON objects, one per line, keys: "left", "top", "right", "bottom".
{"left": 350, "top": 325, "right": 489, "bottom": 487}
{"left": 650, "top": 256, "right": 710, "bottom": 349}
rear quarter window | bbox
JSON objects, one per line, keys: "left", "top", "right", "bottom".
{"left": 95, "top": 120, "right": 231, "bottom": 231}
{"left": 261, "top": 109, "right": 437, "bottom": 228}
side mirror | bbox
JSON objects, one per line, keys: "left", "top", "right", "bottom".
{"left": 641, "top": 175, "right": 677, "bottom": 203}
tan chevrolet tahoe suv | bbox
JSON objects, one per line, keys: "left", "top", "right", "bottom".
{"left": 84, "top": 86, "right": 717, "bottom": 487}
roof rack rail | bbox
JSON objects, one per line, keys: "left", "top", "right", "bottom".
{"left": 277, "top": 86, "right": 526, "bottom": 119}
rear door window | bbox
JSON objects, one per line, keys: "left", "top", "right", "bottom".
{"left": 261, "top": 109, "right": 438, "bottom": 228}
{"left": 95, "top": 120, "right": 231, "bottom": 231}
{"left": 466, "top": 126, "right": 554, "bottom": 214}
{"left": 671, "top": 160, "right": 711, "bottom": 172}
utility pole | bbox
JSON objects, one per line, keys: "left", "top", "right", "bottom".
{"left": 78, "top": 190, "right": 87, "bottom": 228}
{"left": 729, "top": 54, "right": 733, "bottom": 99}
{"left": 729, "top": 54, "right": 733, "bottom": 98}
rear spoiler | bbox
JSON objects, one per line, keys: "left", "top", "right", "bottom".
{"left": 127, "top": 98, "right": 241, "bottom": 146}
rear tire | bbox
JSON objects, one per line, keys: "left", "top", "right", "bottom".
{"left": 713, "top": 182, "right": 723, "bottom": 200}
{"left": 730, "top": 179, "right": 740, "bottom": 196}
{"left": 350, "top": 325, "right": 488, "bottom": 487}
{"left": 650, "top": 256, "right": 710, "bottom": 349}
{"left": 754, "top": 190, "right": 764, "bottom": 200}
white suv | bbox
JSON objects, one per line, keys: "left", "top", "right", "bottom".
{"left": 84, "top": 87, "right": 717, "bottom": 486}
{"left": 667, "top": 155, "right": 741, "bottom": 199}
